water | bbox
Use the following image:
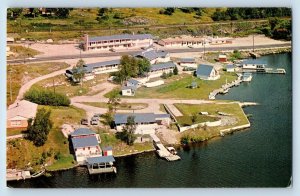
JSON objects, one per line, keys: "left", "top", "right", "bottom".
{"left": 8, "top": 53, "right": 292, "bottom": 188}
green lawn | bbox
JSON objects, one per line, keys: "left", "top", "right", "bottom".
{"left": 7, "top": 105, "right": 86, "bottom": 171}
{"left": 175, "top": 102, "right": 250, "bottom": 143}
{"left": 80, "top": 102, "right": 148, "bottom": 110}
{"left": 7, "top": 62, "right": 69, "bottom": 106}
{"left": 133, "top": 72, "right": 237, "bottom": 100}
{"left": 176, "top": 115, "right": 219, "bottom": 126}
{"left": 96, "top": 129, "right": 154, "bottom": 157}
{"left": 6, "top": 128, "right": 27, "bottom": 137}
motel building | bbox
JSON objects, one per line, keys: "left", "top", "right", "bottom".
{"left": 83, "top": 34, "right": 154, "bottom": 51}
{"left": 148, "top": 62, "right": 176, "bottom": 79}
{"left": 196, "top": 64, "right": 220, "bottom": 80}
{"left": 70, "top": 128, "right": 102, "bottom": 164}
{"left": 114, "top": 113, "right": 171, "bottom": 135}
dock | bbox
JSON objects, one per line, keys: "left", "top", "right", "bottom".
{"left": 86, "top": 156, "right": 117, "bottom": 175}
{"left": 6, "top": 169, "right": 31, "bottom": 181}
{"left": 150, "top": 134, "right": 181, "bottom": 161}
{"left": 209, "top": 75, "right": 242, "bottom": 100}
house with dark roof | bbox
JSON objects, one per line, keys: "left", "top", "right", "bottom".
{"left": 134, "top": 49, "right": 170, "bottom": 64}
{"left": 83, "top": 34, "right": 154, "bottom": 51}
{"left": 148, "top": 62, "right": 176, "bottom": 79}
{"left": 177, "top": 57, "right": 197, "bottom": 68}
{"left": 196, "top": 64, "right": 220, "bottom": 80}
{"left": 70, "top": 128, "right": 102, "bottom": 164}
{"left": 114, "top": 113, "right": 171, "bottom": 134}
{"left": 126, "top": 78, "right": 141, "bottom": 88}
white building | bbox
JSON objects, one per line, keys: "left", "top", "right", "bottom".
{"left": 83, "top": 34, "right": 154, "bottom": 51}
{"left": 196, "top": 64, "right": 220, "bottom": 80}
{"left": 114, "top": 113, "right": 171, "bottom": 134}
{"left": 226, "top": 64, "right": 235, "bottom": 72}
{"left": 148, "top": 62, "right": 176, "bottom": 79}
{"left": 121, "top": 86, "right": 137, "bottom": 96}
{"left": 70, "top": 128, "right": 102, "bottom": 164}
{"left": 134, "top": 49, "right": 170, "bottom": 64}
{"left": 177, "top": 58, "right": 197, "bottom": 68}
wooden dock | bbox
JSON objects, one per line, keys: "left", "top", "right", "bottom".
{"left": 150, "top": 134, "right": 181, "bottom": 161}
{"left": 209, "top": 75, "right": 242, "bottom": 100}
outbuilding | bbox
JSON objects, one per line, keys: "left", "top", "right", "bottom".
{"left": 196, "top": 64, "right": 220, "bottom": 80}
{"left": 218, "top": 54, "right": 227, "bottom": 62}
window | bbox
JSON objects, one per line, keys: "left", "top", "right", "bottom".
{"left": 11, "top": 120, "right": 21, "bottom": 126}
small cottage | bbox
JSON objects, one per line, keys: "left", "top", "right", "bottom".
{"left": 121, "top": 85, "right": 137, "bottom": 96}
{"left": 219, "top": 54, "right": 227, "bottom": 62}
{"left": 196, "top": 64, "right": 220, "bottom": 80}
{"left": 226, "top": 64, "right": 235, "bottom": 72}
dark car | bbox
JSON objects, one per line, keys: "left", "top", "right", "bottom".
{"left": 93, "top": 113, "right": 101, "bottom": 118}
{"left": 81, "top": 118, "right": 88, "bottom": 125}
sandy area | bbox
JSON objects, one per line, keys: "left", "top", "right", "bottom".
{"left": 25, "top": 35, "right": 290, "bottom": 59}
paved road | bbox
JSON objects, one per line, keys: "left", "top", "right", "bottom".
{"left": 7, "top": 43, "right": 291, "bottom": 64}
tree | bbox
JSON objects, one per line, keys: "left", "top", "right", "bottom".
{"left": 55, "top": 8, "right": 71, "bottom": 18}
{"left": 7, "top": 8, "right": 23, "bottom": 19}
{"left": 27, "top": 108, "right": 53, "bottom": 147}
{"left": 191, "top": 113, "right": 198, "bottom": 124}
{"left": 137, "top": 59, "right": 151, "bottom": 77}
{"left": 24, "top": 88, "right": 70, "bottom": 106}
{"left": 72, "top": 59, "right": 86, "bottom": 84}
{"left": 173, "top": 66, "right": 179, "bottom": 75}
{"left": 118, "top": 116, "right": 137, "bottom": 145}
{"left": 29, "top": 8, "right": 40, "bottom": 18}
{"left": 108, "top": 89, "right": 121, "bottom": 112}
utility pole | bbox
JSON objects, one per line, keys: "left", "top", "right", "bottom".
{"left": 203, "top": 38, "right": 206, "bottom": 60}
{"left": 252, "top": 34, "right": 255, "bottom": 52}
{"left": 9, "top": 69, "right": 12, "bottom": 102}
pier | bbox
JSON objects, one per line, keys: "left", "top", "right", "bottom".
{"left": 150, "top": 134, "right": 181, "bottom": 161}
{"left": 209, "top": 75, "right": 242, "bottom": 100}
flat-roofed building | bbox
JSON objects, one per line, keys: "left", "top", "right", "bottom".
{"left": 177, "top": 57, "right": 197, "bottom": 68}
{"left": 114, "top": 113, "right": 171, "bottom": 134}
{"left": 83, "top": 34, "right": 154, "bottom": 51}
{"left": 158, "top": 36, "right": 205, "bottom": 48}
{"left": 148, "top": 62, "right": 176, "bottom": 79}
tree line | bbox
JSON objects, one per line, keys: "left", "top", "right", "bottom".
{"left": 7, "top": 8, "right": 72, "bottom": 20}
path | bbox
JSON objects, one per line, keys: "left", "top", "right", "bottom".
{"left": 165, "top": 104, "right": 183, "bottom": 116}
{"left": 14, "top": 64, "right": 73, "bottom": 104}
{"left": 7, "top": 134, "right": 25, "bottom": 140}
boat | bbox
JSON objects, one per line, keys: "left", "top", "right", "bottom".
{"left": 31, "top": 169, "right": 45, "bottom": 178}
{"left": 166, "top": 147, "right": 177, "bottom": 155}
{"left": 242, "top": 73, "right": 253, "bottom": 82}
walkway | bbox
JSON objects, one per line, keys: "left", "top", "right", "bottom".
{"left": 14, "top": 64, "right": 73, "bottom": 104}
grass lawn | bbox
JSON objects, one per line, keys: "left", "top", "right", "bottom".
{"left": 7, "top": 62, "right": 69, "bottom": 106}
{"left": 31, "top": 73, "right": 109, "bottom": 98}
{"left": 7, "top": 45, "right": 42, "bottom": 60}
{"left": 132, "top": 72, "right": 237, "bottom": 100}
{"left": 7, "top": 128, "right": 28, "bottom": 137}
{"left": 175, "top": 102, "right": 250, "bottom": 143}
{"left": 80, "top": 102, "right": 148, "bottom": 110}
{"left": 176, "top": 115, "right": 219, "bottom": 126}
{"left": 6, "top": 105, "right": 86, "bottom": 171}
{"left": 96, "top": 129, "right": 154, "bottom": 157}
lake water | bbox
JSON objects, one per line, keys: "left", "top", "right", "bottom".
{"left": 7, "top": 53, "right": 292, "bottom": 188}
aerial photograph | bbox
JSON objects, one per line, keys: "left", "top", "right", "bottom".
{"left": 6, "top": 7, "right": 292, "bottom": 188}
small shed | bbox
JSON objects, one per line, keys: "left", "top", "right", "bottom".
{"left": 219, "top": 54, "right": 227, "bottom": 62}
{"left": 103, "top": 146, "right": 113, "bottom": 156}
{"left": 121, "top": 85, "right": 137, "bottom": 96}
{"left": 226, "top": 64, "right": 235, "bottom": 72}
{"left": 190, "top": 81, "right": 198, "bottom": 89}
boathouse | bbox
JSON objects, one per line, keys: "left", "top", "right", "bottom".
{"left": 196, "top": 64, "right": 220, "bottom": 80}
{"left": 83, "top": 34, "right": 154, "bottom": 51}
{"left": 86, "top": 156, "right": 116, "bottom": 174}
{"left": 7, "top": 100, "right": 38, "bottom": 129}
{"left": 114, "top": 113, "right": 171, "bottom": 134}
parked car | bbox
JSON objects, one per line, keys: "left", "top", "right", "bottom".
{"left": 81, "top": 118, "right": 88, "bottom": 125}
{"left": 109, "top": 48, "right": 116, "bottom": 52}
{"left": 90, "top": 117, "right": 99, "bottom": 125}
{"left": 93, "top": 113, "right": 101, "bottom": 118}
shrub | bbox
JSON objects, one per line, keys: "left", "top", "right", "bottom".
{"left": 24, "top": 88, "right": 70, "bottom": 106}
